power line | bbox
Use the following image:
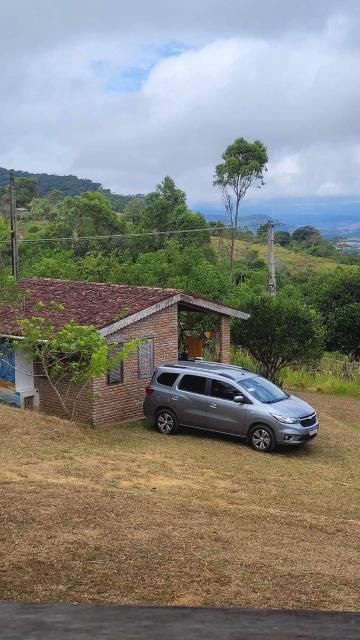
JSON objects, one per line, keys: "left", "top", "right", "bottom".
{"left": 0, "top": 209, "right": 281, "bottom": 248}
{"left": 0, "top": 222, "right": 264, "bottom": 246}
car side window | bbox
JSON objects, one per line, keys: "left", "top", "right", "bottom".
{"left": 210, "top": 379, "right": 239, "bottom": 401}
{"left": 157, "top": 372, "right": 179, "bottom": 387}
{"left": 178, "top": 374, "right": 207, "bottom": 395}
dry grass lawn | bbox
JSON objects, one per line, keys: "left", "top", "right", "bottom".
{"left": 0, "top": 392, "right": 359, "bottom": 610}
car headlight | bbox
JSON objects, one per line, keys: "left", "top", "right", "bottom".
{"left": 271, "top": 413, "right": 299, "bottom": 424}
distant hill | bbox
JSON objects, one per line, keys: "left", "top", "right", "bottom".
{"left": 0, "top": 167, "right": 143, "bottom": 212}
{"left": 0, "top": 167, "right": 103, "bottom": 197}
{"left": 195, "top": 197, "right": 360, "bottom": 239}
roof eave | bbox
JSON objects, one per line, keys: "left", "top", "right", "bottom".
{"left": 100, "top": 293, "right": 249, "bottom": 337}
{"left": 100, "top": 295, "right": 183, "bottom": 337}
{"left": 179, "top": 294, "right": 250, "bottom": 320}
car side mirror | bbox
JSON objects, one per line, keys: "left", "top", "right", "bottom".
{"left": 234, "top": 394, "right": 246, "bottom": 404}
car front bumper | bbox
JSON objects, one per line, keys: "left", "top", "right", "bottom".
{"left": 279, "top": 422, "right": 319, "bottom": 445}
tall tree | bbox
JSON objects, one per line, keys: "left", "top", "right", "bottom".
{"left": 139, "top": 177, "right": 209, "bottom": 251}
{"left": 141, "top": 176, "right": 187, "bottom": 233}
{"left": 214, "top": 138, "right": 268, "bottom": 280}
{"left": 0, "top": 175, "right": 37, "bottom": 210}
{"left": 49, "top": 191, "right": 125, "bottom": 256}
{"left": 256, "top": 223, "right": 269, "bottom": 241}
{"left": 274, "top": 230, "right": 291, "bottom": 246}
{"left": 15, "top": 177, "right": 38, "bottom": 208}
{"left": 292, "top": 226, "right": 321, "bottom": 246}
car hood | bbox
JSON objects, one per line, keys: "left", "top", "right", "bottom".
{"left": 266, "top": 395, "right": 315, "bottom": 418}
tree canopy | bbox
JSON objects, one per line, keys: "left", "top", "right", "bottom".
{"left": 303, "top": 270, "right": 360, "bottom": 356}
{"left": 292, "top": 226, "right": 321, "bottom": 245}
{"left": 214, "top": 138, "right": 268, "bottom": 279}
{"left": 232, "top": 294, "right": 324, "bottom": 383}
{"left": 214, "top": 138, "right": 268, "bottom": 194}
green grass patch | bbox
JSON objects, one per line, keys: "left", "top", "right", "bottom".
{"left": 284, "top": 369, "right": 360, "bottom": 398}
{"left": 231, "top": 348, "right": 360, "bottom": 398}
{"left": 212, "top": 237, "right": 354, "bottom": 275}
{"left": 230, "top": 346, "right": 260, "bottom": 372}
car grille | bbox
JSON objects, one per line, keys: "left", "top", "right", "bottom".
{"left": 300, "top": 413, "right": 317, "bottom": 428}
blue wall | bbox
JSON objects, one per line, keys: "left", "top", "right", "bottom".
{"left": 0, "top": 341, "right": 20, "bottom": 407}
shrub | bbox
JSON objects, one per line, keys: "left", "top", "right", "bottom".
{"left": 232, "top": 293, "right": 324, "bottom": 383}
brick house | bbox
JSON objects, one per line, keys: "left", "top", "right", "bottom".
{"left": 0, "top": 278, "right": 248, "bottom": 426}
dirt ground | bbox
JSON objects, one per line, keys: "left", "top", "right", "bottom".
{"left": 0, "top": 392, "right": 359, "bottom": 610}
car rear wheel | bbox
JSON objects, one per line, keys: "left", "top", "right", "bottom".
{"left": 248, "top": 425, "right": 275, "bottom": 453}
{"left": 155, "top": 409, "right": 179, "bottom": 435}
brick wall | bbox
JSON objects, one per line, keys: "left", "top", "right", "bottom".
{"left": 219, "top": 316, "right": 230, "bottom": 363}
{"left": 35, "top": 365, "right": 94, "bottom": 423}
{"left": 92, "top": 304, "right": 178, "bottom": 426}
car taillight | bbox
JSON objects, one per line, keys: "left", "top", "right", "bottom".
{"left": 145, "top": 386, "right": 154, "bottom": 397}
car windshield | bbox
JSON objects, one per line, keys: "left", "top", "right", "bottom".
{"left": 238, "top": 376, "right": 289, "bottom": 404}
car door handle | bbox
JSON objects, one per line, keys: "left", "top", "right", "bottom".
{"left": 172, "top": 396, "right": 179, "bottom": 401}
{"left": 209, "top": 403, "right": 217, "bottom": 408}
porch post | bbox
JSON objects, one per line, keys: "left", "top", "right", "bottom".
{"left": 219, "top": 316, "right": 230, "bottom": 363}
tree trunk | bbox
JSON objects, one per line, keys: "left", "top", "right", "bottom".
{"left": 229, "top": 228, "right": 235, "bottom": 282}
{"left": 229, "top": 196, "right": 240, "bottom": 283}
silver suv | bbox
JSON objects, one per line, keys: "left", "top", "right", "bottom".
{"left": 143, "top": 361, "right": 319, "bottom": 453}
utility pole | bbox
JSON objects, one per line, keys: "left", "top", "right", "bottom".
{"left": 267, "top": 219, "right": 276, "bottom": 296}
{"left": 9, "top": 169, "right": 19, "bottom": 280}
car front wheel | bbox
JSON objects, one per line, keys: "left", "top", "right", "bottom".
{"left": 248, "top": 425, "right": 275, "bottom": 453}
{"left": 155, "top": 409, "right": 179, "bottom": 435}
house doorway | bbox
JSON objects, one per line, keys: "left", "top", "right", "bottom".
{"left": 179, "top": 310, "right": 221, "bottom": 362}
{"left": 184, "top": 335, "right": 203, "bottom": 359}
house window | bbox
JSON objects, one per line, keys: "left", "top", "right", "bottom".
{"left": 138, "top": 338, "right": 154, "bottom": 379}
{"left": 107, "top": 342, "right": 124, "bottom": 385}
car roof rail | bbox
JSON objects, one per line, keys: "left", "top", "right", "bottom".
{"left": 158, "top": 361, "right": 255, "bottom": 376}
{"left": 159, "top": 363, "right": 187, "bottom": 369}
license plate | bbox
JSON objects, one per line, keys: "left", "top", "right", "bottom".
{"left": 309, "top": 428, "right": 318, "bottom": 436}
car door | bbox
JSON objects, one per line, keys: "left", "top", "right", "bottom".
{"left": 205, "top": 378, "right": 249, "bottom": 436}
{"left": 173, "top": 374, "right": 208, "bottom": 428}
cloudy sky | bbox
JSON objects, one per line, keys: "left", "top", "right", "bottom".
{"left": 1, "top": 0, "right": 360, "bottom": 208}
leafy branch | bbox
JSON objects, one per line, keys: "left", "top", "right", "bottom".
{"left": 18, "top": 307, "right": 140, "bottom": 420}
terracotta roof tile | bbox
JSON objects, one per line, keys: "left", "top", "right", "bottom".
{"left": 0, "top": 278, "right": 180, "bottom": 336}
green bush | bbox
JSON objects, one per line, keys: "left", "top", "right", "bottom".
{"left": 231, "top": 293, "right": 324, "bottom": 383}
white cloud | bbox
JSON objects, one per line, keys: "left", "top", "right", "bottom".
{"left": 0, "top": 0, "right": 360, "bottom": 206}
{"left": 317, "top": 182, "right": 342, "bottom": 196}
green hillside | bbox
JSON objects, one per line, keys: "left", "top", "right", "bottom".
{"left": 212, "top": 237, "right": 352, "bottom": 274}
{"left": 0, "top": 167, "right": 143, "bottom": 211}
{"left": 0, "top": 166, "right": 102, "bottom": 197}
